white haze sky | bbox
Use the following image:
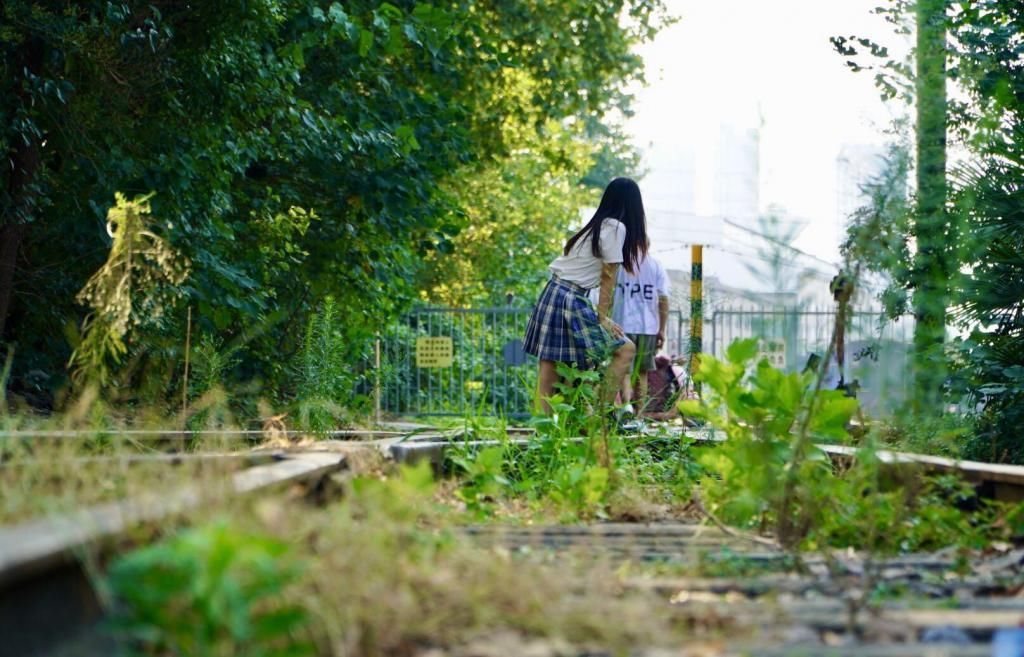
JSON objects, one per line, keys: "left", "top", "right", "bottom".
{"left": 625, "top": 0, "right": 911, "bottom": 262}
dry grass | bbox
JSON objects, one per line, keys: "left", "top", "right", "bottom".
{"left": 0, "top": 392, "right": 355, "bottom": 525}
{"left": 245, "top": 467, "right": 701, "bottom": 657}
{"left": 0, "top": 435, "right": 254, "bottom": 524}
{"left": 0, "top": 408, "right": 724, "bottom": 656}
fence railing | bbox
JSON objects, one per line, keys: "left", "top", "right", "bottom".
{"left": 378, "top": 307, "right": 535, "bottom": 418}
{"left": 377, "top": 305, "right": 914, "bottom": 418}
{"left": 708, "top": 307, "right": 914, "bottom": 413}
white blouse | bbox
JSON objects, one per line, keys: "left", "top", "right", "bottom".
{"left": 548, "top": 218, "right": 626, "bottom": 289}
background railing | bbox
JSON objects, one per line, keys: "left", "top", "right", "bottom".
{"left": 375, "top": 305, "right": 914, "bottom": 418}
{"left": 378, "top": 307, "right": 536, "bottom": 419}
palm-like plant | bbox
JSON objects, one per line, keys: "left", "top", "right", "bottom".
{"left": 952, "top": 130, "right": 1024, "bottom": 462}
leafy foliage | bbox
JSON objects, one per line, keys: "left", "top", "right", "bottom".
{"left": 946, "top": 4, "right": 1024, "bottom": 462}
{"left": 185, "top": 335, "right": 242, "bottom": 430}
{"left": 1, "top": 0, "right": 668, "bottom": 410}
{"left": 69, "top": 193, "right": 188, "bottom": 386}
{"left": 420, "top": 124, "right": 596, "bottom": 306}
{"left": 292, "top": 296, "right": 359, "bottom": 432}
{"left": 840, "top": 140, "right": 913, "bottom": 319}
{"left": 108, "top": 522, "right": 312, "bottom": 657}
{"left": 448, "top": 362, "right": 695, "bottom": 520}
{"left": 681, "top": 339, "right": 856, "bottom": 547}
{"left": 834, "top": 0, "right": 1024, "bottom": 454}
{"left": 680, "top": 340, "right": 1010, "bottom": 554}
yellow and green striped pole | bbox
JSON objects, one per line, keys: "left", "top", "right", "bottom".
{"left": 690, "top": 245, "right": 703, "bottom": 390}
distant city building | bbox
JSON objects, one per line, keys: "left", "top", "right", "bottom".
{"left": 714, "top": 125, "right": 760, "bottom": 228}
{"left": 835, "top": 143, "right": 886, "bottom": 235}
{"left": 641, "top": 144, "right": 697, "bottom": 215}
{"left": 628, "top": 123, "right": 866, "bottom": 308}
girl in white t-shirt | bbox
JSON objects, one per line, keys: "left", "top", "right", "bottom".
{"left": 523, "top": 177, "right": 649, "bottom": 414}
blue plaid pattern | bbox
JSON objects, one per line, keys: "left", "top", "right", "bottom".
{"left": 523, "top": 276, "right": 621, "bottom": 367}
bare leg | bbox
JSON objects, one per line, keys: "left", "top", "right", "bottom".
{"left": 602, "top": 339, "right": 635, "bottom": 409}
{"left": 537, "top": 359, "right": 560, "bottom": 414}
{"left": 636, "top": 371, "right": 649, "bottom": 406}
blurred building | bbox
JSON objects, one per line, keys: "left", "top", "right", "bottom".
{"left": 641, "top": 144, "right": 697, "bottom": 216}
{"left": 714, "top": 125, "right": 760, "bottom": 229}
{"left": 835, "top": 143, "right": 887, "bottom": 235}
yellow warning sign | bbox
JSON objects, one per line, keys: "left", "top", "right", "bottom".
{"left": 758, "top": 339, "right": 786, "bottom": 368}
{"left": 416, "top": 336, "right": 453, "bottom": 368}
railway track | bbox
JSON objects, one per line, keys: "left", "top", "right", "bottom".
{"left": 0, "top": 449, "right": 350, "bottom": 657}
{"left": 459, "top": 521, "right": 1024, "bottom": 654}
{"left": 1, "top": 423, "right": 1022, "bottom": 656}
{"left": 388, "top": 426, "right": 1024, "bottom": 502}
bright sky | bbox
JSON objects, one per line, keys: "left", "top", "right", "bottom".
{"left": 626, "top": 0, "right": 910, "bottom": 263}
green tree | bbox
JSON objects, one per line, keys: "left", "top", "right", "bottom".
{"left": 835, "top": 0, "right": 1024, "bottom": 458}
{"left": 911, "top": 0, "right": 950, "bottom": 409}
{"left": 742, "top": 211, "right": 808, "bottom": 297}
{"left": 1, "top": 1, "right": 669, "bottom": 408}
{"left": 946, "top": 0, "right": 1024, "bottom": 462}
{"left": 953, "top": 145, "right": 1024, "bottom": 463}
{"left": 419, "top": 122, "right": 596, "bottom": 307}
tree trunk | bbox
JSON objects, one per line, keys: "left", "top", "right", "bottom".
{"left": 0, "top": 223, "right": 27, "bottom": 342}
{"left": 0, "top": 36, "right": 44, "bottom": 343}
{"left": 912, "top": 0, "right": 949, "bottom": 410}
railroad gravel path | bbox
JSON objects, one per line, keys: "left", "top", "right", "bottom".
{"left": 455, "top": 521, "right": 1024, "bottom": 656}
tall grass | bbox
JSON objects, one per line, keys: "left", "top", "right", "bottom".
{"left": 106, "top": 463, "right": 696, "bottom": 657}
{"left": 293, "top": 297, "right": 360, "bottom": 433}
{"left": 445, "top": 362, "right": 700, "bottom": 521}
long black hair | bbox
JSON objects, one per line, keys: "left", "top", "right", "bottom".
{"left": 563, "top": 177, "right": 648, "bottom": 274}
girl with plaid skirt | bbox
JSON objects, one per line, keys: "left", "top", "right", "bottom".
{"left": 523, "top": 177, "right": 648, "bottom": 414}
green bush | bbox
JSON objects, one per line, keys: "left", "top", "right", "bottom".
{"left": 447, "top": 362, "right": 696, "bottom": 519}
{"left": 292, "top": 296, "right": 365, "bottom": 433}
{"left": 107, "top": 522, "right": 313, "bottom": 657}
{"left": 681, "top": 339, "right": 1011, "bottom": 554}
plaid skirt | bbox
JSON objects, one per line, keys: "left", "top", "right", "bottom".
{"left": 523, "top": 276, "right": 622, "bottom": 367}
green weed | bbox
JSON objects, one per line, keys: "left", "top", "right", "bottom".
{"left": 681, "top": 339, "right": 1022, "bottom": 557}
{"left": 292, "top": 297, "right": 361, "bottom": 434}
{"left": 107, "top": 521, "right": 313, "bottom": 657}
{"left": 446, "top": 361, "right": 698, "bottom": 520}
{"left": 105, "top": 463, "right": 694, "bottom": 656}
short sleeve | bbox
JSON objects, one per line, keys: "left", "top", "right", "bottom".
{"left": 657, "top": 260, "right": 671, "bottom": 296}
{"left": 599, "top": 219, "right": 626, "bottom": 264}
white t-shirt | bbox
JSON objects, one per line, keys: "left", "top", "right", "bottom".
{"left": 548, "top": 218, "right": 626, "bottom": 290}
{"left": 594, "top": 255, "right": 670, "bottom": 335}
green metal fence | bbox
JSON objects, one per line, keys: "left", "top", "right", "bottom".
{"left": 708, "top": 307, "right": 914, "bottom": 412}
{"left": 378, "top": 307, "right": 535, "bottom": 418}
{"left": 378, "top": 306, "right": 913, "bottom": 418}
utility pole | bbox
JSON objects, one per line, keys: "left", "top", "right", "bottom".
{"left": 912, "top": 0, "right": 949, "bottom": 410}
{"left": 689, "top": 245, "right": 703, "bottom": 392}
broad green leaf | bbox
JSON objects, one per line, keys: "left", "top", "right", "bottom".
{"left": 677, "top": 399, "right": 705, "bottom": 418}
{"left": 726, "top": 338, "right": 759, "bottom": 365}
{"left": 809, "top": 395, "right": 859, "bottom": 439}
{"left": 358, "top": 28, "right": 373, "bottom": 56}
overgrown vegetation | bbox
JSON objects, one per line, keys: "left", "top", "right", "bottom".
{"left": 1, "top": 0, "right": 668, "bottom": 417}
{"left": 682, "top": 341, "right": 1020, "bottom": 556}
{"left": 0, "top": 432, "right": 244, "bottom": 524}
{"left": 4, "top": 2, "right": 1024, "bottom": 654}
{"left": 105, "top": 463, "right": 694, "bottom": 656}
{"left": 107, "top": 522, "right": 314, "bottom": 657}
{"left": 834, "top": 0, "right": 1024, "bottom": 462}
{"left": 447, "top": 362, "right": 697, "bottom": 521}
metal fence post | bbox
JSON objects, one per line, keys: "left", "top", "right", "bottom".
{"left": 374, "top": 334, "right": 382, "bottom": 425}
{"left": 689, "top": 245, "right": 704, "bottom": 385}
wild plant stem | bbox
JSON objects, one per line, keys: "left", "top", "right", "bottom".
{"left": 692, "top": 488, "right": 780, "bottom": 549}
{"left": 776, "top": 264, "right": 860, "bottom": 549}
{"left": 182, "top": 305, "right": 191, "bottom": 420}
